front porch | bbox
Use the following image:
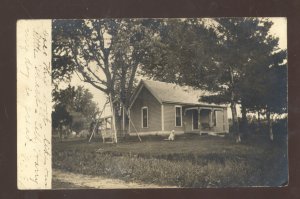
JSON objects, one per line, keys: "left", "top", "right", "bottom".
{"left": 183, "top": 106, "right": 228, "bottom": 134}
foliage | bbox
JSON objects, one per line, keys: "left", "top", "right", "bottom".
{"left": 139, "top": 18, "right": 218, "bottom": 85}
{"left": 52, "top": 85, "right": 99, "bottom": 133}
{"left": 52, "top": 19, "right": 163, "bottom": 141}
{"left": 52, "top": 19, "right": 159, "bottom": 107}
{"left": 53, "top": 85, "right": 99, "bottom": 119}
{"left": 52, "top": 18, "right": 287, "bottom": 141}
{"left": 52, "top": 103, "right": 72, "bottom": 130}
{"left": 140, "top": 18, "right": 287, "bottom": 141}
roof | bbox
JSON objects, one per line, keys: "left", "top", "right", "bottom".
{"left": 130, "top": 79, "right": 227, "bottom": 108}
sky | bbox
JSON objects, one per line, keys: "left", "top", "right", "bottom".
{"left": 66, "top": 17, "right": 287, "bottom": 118}
{"left": 269, "top": 17, "right": 287, "bottom": 50}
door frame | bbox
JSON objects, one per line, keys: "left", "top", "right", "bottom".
{"left": 192, "top": 109, "right": 199, "bottom": 130}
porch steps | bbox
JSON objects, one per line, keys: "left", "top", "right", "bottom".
{"left": 204, "top": 131, "right": 225, "bottom": 137}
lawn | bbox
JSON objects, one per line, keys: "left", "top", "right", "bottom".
{"left": 53, "top": 134, "right": 288, "bottom": 188}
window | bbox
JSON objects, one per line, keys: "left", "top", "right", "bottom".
{"left": 142, "top": 107, "right": 148, "bottom": 128}
{"left": 175, "top": 106, "right": 182, "bottom": 127}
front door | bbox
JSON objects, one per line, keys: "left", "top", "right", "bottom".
{"left": 192, "top": 110, "right": 199, "bottom": 130}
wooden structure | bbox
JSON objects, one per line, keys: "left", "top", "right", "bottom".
{"left": 128, "top": 80, "right": 229, "bottom": 136}
{"left": 89, "top": 95, "right": 142, "bottom": 143}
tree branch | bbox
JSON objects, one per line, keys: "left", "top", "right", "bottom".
{"left": 70, "top": 43, "right": 108, "bottom": 94}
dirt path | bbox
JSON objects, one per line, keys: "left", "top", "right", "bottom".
{"left": 53, "top": 169, "right": 177, "bottom": 189}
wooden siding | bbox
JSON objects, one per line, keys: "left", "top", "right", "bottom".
{"left": 129, "top": 87, "right": 161, "bottom": 133}
{"left": 213, "top": 110, "right": 224, "bottom": 133}
{"left": 211, "top": 108, "right": 229, "bottom": 133}
{"left": 223, "top": 108, "right": 229, "bottom": 132}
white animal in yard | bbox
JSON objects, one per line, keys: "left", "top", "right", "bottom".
{"left": 166, "top": 130, "right": 175, "bottom": 141}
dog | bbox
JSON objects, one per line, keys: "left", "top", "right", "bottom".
{"left": 164, "top": 130, "right": 175, "bottom": 141}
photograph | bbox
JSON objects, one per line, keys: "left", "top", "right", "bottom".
{"left": 50, "top": 18, "right": 288, "bottom": 189}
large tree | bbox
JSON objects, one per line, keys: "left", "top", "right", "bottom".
{"left": 140, "top": 18, "right": 286, "bottom": 142}
{"left": 139, "top": 19, "right": 218, "bottom": 84}
{"left": 204, "top": 18, "right": 286, "bottom": 142}
{"left": 52, "top": 85, "right": 99, "bottom": 140}
{"left": 52, "top": 85, "right": 99, "bottom": 120}
{"left": 53, "top": 19, "right": 157, "bottom": 104}
{"left": 241, "top": 52, "right": 287, "bottom": 140}
{"left": 224, "top": 19, "right": 287, "bottom": 140}
{"left": 52, "top": 19, "right": 159, "bottom": 142}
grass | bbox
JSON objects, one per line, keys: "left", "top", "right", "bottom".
{"left": 53, "top": 133, "right": 288, "bottom": 188}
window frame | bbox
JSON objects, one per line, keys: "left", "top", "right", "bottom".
{"left": 141, "top": 106, "right": 149, "bottom": 128}
{"left": 175, "top": 105, "right": 183, "bottom": 127}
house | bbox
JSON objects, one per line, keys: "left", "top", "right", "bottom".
{"left": 128, "top": 79, "right": 229, "bottom": 136}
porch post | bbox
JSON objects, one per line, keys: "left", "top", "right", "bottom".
{"left": 122, "top": 104, "right": 125, "bottom": 133}
{"left": 128, "top": 109, "right": 131, "bottom": 133}
{"left": 209, "top": 108, "right": 214, "bottom": 127}
{"left": 198, "top": 107, "right": 202, "bottom": 133}
{"left": 223, "top": 108, "right": 226, "bottom": 131}
{"left": 161, "top": 104, "right": 164, "bottom": 131}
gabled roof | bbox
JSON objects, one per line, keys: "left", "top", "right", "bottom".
{"left": 130, "top": 79, "right": 227, "bottom": 108}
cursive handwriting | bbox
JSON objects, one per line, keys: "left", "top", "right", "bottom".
{"left": 17, "top": 20, "right": 51, "bottom": 189}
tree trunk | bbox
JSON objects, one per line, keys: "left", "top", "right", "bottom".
{"left": 257, "top": 111, "right": 261, "bottom": 133}
{"left": 231, "top": 102, "right": 241, "bottom": 143}
{"left": 109, "top": 94, "right": 118, "bottom": 143}
{"left": 266, "top": 110, "right": 274, "bottom": 141}
{"left": 122, "top": 104, "right": 125, "bottom": 133}
{"left": 228, "top": 66, "right": 240, "bottom": 143}
{"left": 241, "top": 104, "right": 248, "bottom": 134}
{"left": 58, "top": 124, "right": 63, "bottom": 142}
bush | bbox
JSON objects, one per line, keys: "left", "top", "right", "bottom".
{"left": 72, "top": 121, "right": 85, "bottom": 132}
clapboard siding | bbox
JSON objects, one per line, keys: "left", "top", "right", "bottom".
{"left": 129, "top": 86, "right": 161, "bottom": 133}
{"left": 213, "top": 110, "right": 224, "bottom": 133}
{"left": 211, "top": 108, "right": 229, "bottom": 133}
{"left": 223, "top": 108, "right": 229, "bottom": 132}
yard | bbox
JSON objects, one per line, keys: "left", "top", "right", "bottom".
{"left": 52, "top": 134, "right": 288, "bottom": 188}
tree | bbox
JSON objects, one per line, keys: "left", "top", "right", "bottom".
{"left": 243, "top": 55, "right": 287, "bottom": 140}
{"left": 232, "top": 23, "right": 287, "bottom": 140}
{"left": 52, "top": 19, "right": 159, "bottom": 142}
{"left": 52, "top": 103, "right": 72, "bottom": 141}
{"left": 139, "top": 19, "right": 218, "bottom": 85}
{"left": 266, "top": 64, "right": 287, "bottom": 140}
{"left": 199, "top": 18, "right": 286, "bottom": 142}
{"left": 141, "top": 18, "right": 286, "bottom": 142}
{"left": 52, "top": 85, "right": 99, "bottom": 136}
